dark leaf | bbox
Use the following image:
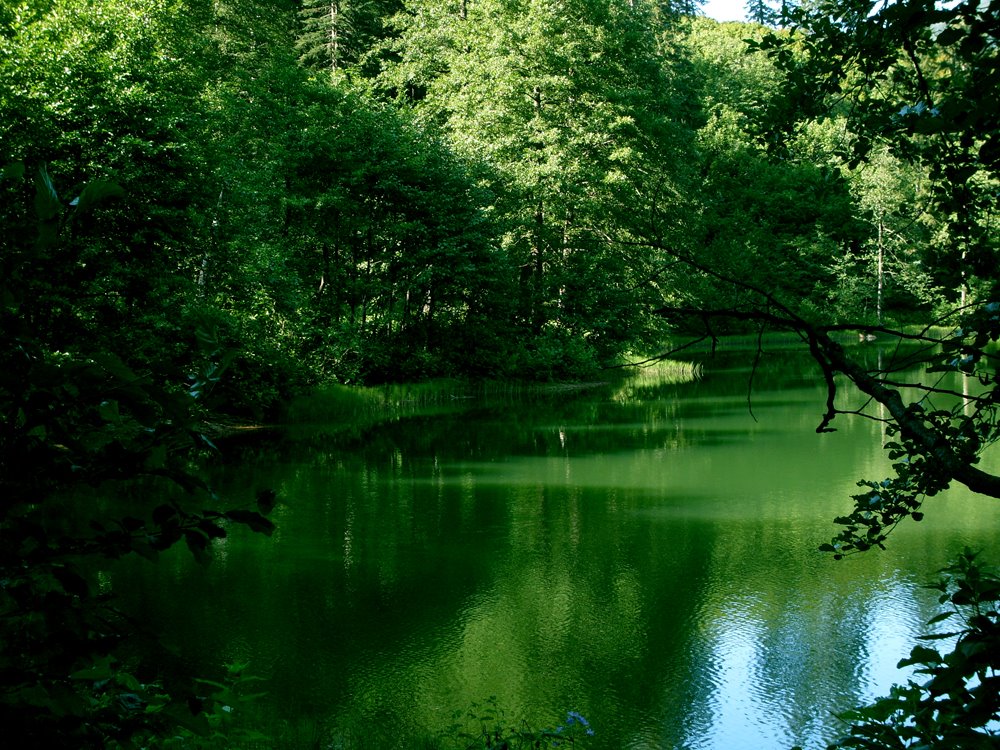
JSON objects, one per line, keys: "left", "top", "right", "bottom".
{"left": 898, "top": 645, "right": 942, "bottom": 668}
{"left": 2, "top": 161, "right": 25, "bottom": 181}
{"left": 225, "top": 509, "right": 275, "bottom": 536}
{"left": 184, "top": 529, "right": 212, "bottom": 565}
{"left": 152, "top": 504, "right": 178, "bottom": 526}
{"left": 53, "top": 565, "right": 89, "bottom": 598}
{"left": 256, "top": 488, "right": 277, "bottom": 515}
{"left": 197, "top": 520, "right": 227, "bottom": 540}
{"left": 71, "top": 180, "right": 125, "bottom": 213}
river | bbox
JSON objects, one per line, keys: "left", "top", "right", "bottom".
{"left": 110, "top": 340, "right": 1000, "bottom": 749}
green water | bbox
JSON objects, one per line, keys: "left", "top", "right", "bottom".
{"left": 112, "top": 344, "right": 1000, "bottom": 749}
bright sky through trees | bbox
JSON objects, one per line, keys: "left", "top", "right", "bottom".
{"left": 701, "top": 0, "right": 748, "bottom": 22}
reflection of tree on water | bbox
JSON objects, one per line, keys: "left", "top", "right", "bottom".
{"left": 106, "top": 356, "right": 1000, "bottom": 748}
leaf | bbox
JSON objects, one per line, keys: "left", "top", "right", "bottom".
{"left": 194, "top": 678, "right": 228, "bottom": 691}
{"left": 225, "top": 509, "right": 275, "bottom": 536}
{"left": 926, "top": 611, "right": 954, "bottom": 625}
{"left": 71, "top": 657, "right": 114, "bottom": 681}
{"left": 184, "top": 529, "right": 212, "bottom": 564}
{"left": 98, "top": 399, "right": 120, "bottom": 422}
{"left": 116, "top": 671, "right": 142, "bottom": 692}
{"left": 34, "top": 164, "right": 61, "bottom": 221}
{"left": 2, "top": 162, "right": 25, "bottom": 181}
{"left": 197, "top": 519, "right": 227, "bottom": 540}
{"left": 52, "top": 564, "right": 90, "bottom": 598}
{"left": 898, "top": 645, "right": 942, "bottom": 668}
{"left": 256, "top": 488, "right": 277, "bottom": 515}
{"left": 71, "top": 180, "right": 125, "bottom": 213}
{"left": 164, "top": 705, "right": 211, "bottom": 736}
{"left": 225, "top": 661, "right": 251, "bottom": 676}
{"left": 935, "top": 26, "right": 964, "bottom": 47}
{"left": 152, "top": 504, "right": 178, "bottom": 526}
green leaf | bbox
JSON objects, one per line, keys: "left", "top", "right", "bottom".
{"left": 225, "top": 509, "right": 275, "bottom": 536}
{"left": 70, "top": 657, "right": 114, "bottom": 681}
{"left": 116, "top": 671, "right": 142, "bottom": 692}
{"left": 194, "top": 678, "right": 228, "bottom": 691}
{"left": 71, "top": 180, "right": 125, "bottom": 213}
{"left": 164, "top": 705, "right": 211, "bottom": 736}
{"left": 2, "top": 162, "right": 25, "bottom": 182}
{"left": 926, "top": 611, "right": 954, "bottom": 625}
{"left": 98, "top": 400, "right": 120, "bottom": 422}
{"left": 225, "top": 661, "right": 251, "bottom": 676}
{"left": 256, "top": 488, "right": 277, "bottom": 515}
{"left": 34, "top": 164, "right": 60, "bottom": 221}
{"left": 197, "top": 520, "right": 227, "bottom": 540}
{"left": 898, "top": 645, "right": 942, "bottom": 668}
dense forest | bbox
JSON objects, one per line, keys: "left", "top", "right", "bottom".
{"left": 2, "top": 0, "right": 999, "bottom": 746}
{"left": 5, "top": 0, "right": 978, "bottom": 406}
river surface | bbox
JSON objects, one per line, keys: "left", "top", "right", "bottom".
{"left": 111, "top": 341, "right": 1000, "bottom": 749}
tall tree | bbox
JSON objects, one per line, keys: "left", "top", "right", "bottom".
{"left": 297, "top": 0, "right": 355, "bottom": 72}
{"left": 756, "top": 0, "right": 1000, "bottom": 304}
{"left": 675, "top": 18, "right": 871, "bottom": 323}
{"left": 379, "top": 0, "right": 699, "bottom": 370}
{"left": 744, "top": 0, "right": 778, "bottom": 26}
{"left": 662, "top": 8, "right": 1000, "bottom": 745}
{"left": 295, "top": 0, "right": 403, "bottom": 75}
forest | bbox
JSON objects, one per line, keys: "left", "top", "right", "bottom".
{"left": 2, "top": 0, "right": 999, "bottom": 746}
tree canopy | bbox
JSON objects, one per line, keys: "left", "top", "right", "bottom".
{"left": 2, "top": 0, "right": 999, "bottom": 746}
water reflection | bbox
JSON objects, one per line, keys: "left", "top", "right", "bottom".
{"left": 108, "top": 345, "right": 1000, "bottom": 749}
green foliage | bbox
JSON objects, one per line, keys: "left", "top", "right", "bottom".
{"left": 744, "top": 0, "right": 780, "bottom": 27}
{"left": 679, "top": 17, "right": 947, "bottom": 327}
{"left": 440, "top": 698, "right": 596, "bottom": 749}
{"left": 150, "top": 662, "right": 271, "bottom": 749}
{"left": 378, "top": 0, "right": 694, "bottom": 362}
{"left": 0, "top": 164, "right": 276, "bottom": 747}
{"left": 828, "top": 550, "right": 1000, "bottom": 750}
{"left": 753, "top": 0, "right": 1000, "bottom": 304}
{"left": 296, "top": 0, "right": 403, "bottom": 75}
{"left": 820, "top": 302, "right": 1000, "bottom": 558}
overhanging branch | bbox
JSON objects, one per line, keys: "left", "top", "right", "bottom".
{"left": 656, "top": 305, "right": 1000, "bottom": 500}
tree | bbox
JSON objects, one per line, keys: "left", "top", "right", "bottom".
{"left": 669, "top": 19, "right": 874, "bottom": 325}
{"left": 378, "top": 0, "right": 699, "bottom": 372}
{"left": 754, "top": 0, "right": 1000, "bottom": 304}
{"left": 0, "top": 162, "right": 277, "bottom": 748}
{"left": 650, "top": 6, "right": 1000, "bottom": 746}
{"left": 652, "top": 8, "right": 1000, "bottom": 547}
{"left": 744, "top": 0, "right": 778, "bottom": 26}
{"left": 297, "top": 0, "right": 354, "bottom": 73}
{"left": 0, "top": 0, "right": 232, "bottom": 376}
{"left": 843, "top": 144, "right": 939, "bottom": 324}
{"left": 738, "top": 0, "right": 1000, "bottom": 535}
{"left": 295, "top": 0, "right": 402, "bottom": 75}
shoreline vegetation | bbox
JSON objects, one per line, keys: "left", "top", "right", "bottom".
{"left": 3, "top": 0, "right": 999, "bottom": 746}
